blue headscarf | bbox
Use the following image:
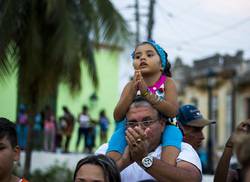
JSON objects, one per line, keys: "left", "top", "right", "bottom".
{"left": 131, "top": 39, "right": 167, "bottom": 70}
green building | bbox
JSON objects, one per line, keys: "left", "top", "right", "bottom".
{"left": 0, "top": 47, "right": 130, "bottom": 150}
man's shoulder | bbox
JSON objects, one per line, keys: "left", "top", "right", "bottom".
{"left": 178, "top": 142, "right": 202, "bottom": 173}
{"left": 181, "top": 142, "right": 196, "bottom": 151}
{"left": 179, "top": 142, "right": 200, "bottom": 159}
{"left": 95, "top": 143, "right": 108, "bottom": 154}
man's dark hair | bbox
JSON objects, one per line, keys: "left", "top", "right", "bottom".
{"left": 74, "top": 154, "right": 121, "bottom": 182}
{"left": 0, "top": 117, "right": 17, "bottom": 148}
{"left": 131, "top": 96, "right": 164, "bottom": 119}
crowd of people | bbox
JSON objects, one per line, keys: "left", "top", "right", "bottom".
{"left": 15, "top": 104, "right": 109, "bottom": 154}
{"left": 1, "top": 39, "right": 250, "bottom": 182}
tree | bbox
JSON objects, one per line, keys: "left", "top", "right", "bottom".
{"left": 0, "top": 0, "right": 130, "bottom": 177}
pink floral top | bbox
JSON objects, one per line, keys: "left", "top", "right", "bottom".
{"left": 137, "top": 74, "right": 166, "bottom": 98}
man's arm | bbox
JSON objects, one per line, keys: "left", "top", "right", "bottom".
{"left": 137, "top": 158, "right": 201, "bottom": 182}
{"left": 116, "top": 146, "right": 133, "bottom": 171}
{"left": 126, "top": 127, "right": 201, "bottom": 182}
{"left": 214, "top": 119, "right": 250, "bottom": 182}
{"left": 214, "top": 137, "right": 234, "bottom": 182}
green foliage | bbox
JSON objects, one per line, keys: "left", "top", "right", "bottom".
{"left": 0, "top": 0, "right": 131, "bottom": 176}
{"left": 29, "top": 164, "right": 73, "bottom": 182}
{"left": 0, "top": 0, "right": 131, "bottom": 93}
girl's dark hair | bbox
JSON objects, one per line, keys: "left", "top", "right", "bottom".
{"left": 74, "top": 154, "right": 121, "bottom": 182}
{"left": 163, "top": 51, "right": 172, "bottom": 77}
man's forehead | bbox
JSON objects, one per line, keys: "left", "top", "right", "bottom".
{"left": 126, "top": 105, "right": 157, "bottom": 118}
{"left": 189, "top": 126, "right": 204, "bottom": 131}
{"left": 185, "top": 125, "right": 204, "bottom": 131}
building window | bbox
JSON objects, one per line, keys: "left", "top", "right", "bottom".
{"left": 225, "top": 94, "right": 232, "bottom": 140}
{"left": 211, "top": 96, "right": 218, "bottom": 121}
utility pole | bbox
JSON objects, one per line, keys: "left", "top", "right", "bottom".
{"left": 135, "top": 0, "right": 140, "bottom": 44}
{"left": 147, "top": 0, "right": 155, "bottom": 40}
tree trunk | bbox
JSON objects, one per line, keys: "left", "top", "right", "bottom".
{"left": 23, "top": 83, "right": 39, "bottom": 178}
{"left": 23, "top": 119, "right": 34, "bottom": 178}
{"left": 22, "top": 81, "right": 58, "bottom": 177}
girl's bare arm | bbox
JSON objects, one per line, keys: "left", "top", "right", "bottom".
{"left": 143, "top": 77, "right": 178, "bottom": 117}
{"left": 113, "top": 81, "right": 138, "bottom": 121}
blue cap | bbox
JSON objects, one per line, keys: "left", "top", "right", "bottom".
{"left": 177, "top": 105, "right": 216, "bottom": 127}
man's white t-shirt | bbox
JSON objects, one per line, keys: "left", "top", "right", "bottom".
{"left": 95, "top": 142, "right": 202, "bottom": 182}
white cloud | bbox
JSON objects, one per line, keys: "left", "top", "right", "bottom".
{"left": 200, "top": 0, "right": 250, "bottom": 17}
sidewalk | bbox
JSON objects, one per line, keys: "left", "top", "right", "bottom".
{"left": 20, "top": 151, "right": 214, "bottom": 181}
{"left": 19, "top": 151, "right": 87, "bottom": 172}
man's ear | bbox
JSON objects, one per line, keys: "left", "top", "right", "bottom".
{"left": 13, "top": 146, "right": 21, "bottom": 162}
{"left": 159, "top": 118, "right": 166, "bottom": 132}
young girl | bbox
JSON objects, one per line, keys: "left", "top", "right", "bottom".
{"left": 107, "top": 40, "right": 182, "bottom": 165}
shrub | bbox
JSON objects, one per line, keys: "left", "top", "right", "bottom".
{"left": 29, "top": 164, "right": 73, "bottom": 182}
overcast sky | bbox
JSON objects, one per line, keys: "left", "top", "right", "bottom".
{"left": 111, "top": 0, "right": 250, "bottom": 65}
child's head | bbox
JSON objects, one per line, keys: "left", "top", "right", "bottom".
{"left": 74, "top": 154, "right": 121, "bottom": 182}
{"left": 132, "top": 40, "right": 172, "bottom": 77}
{"left": 0, "top": 117, "right": 20, "bottom": 180}
{"left": 82, "top": 105, "right": 88, "bottom": 113}
{"left": 99, "top": 109, "right": 106, "bottom": 117}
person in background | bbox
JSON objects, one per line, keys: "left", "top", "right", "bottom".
{"left": 176, "top": 104, "right": 216, "bottom": 172}
{"left": 214, "top": 119, "right": 250, "bottom": 182}
{"left": 61, "top": 106, "right": 74, "bottom": 153}
{"left": 76, "top": 105, "right": 90, "bottom": 152}
{"left": 86, "top": 118, "right": 97, "bottom": 154}
{"left": 43, "top": 105, "right": 56, "bottom": 152}
{"left": 99, "top": 109, "right": 110, "bottom": 144}
{"left": 0, "top": 117, "right": 29, "bottom": 182}
{"left": 234, "top": 133, "right": 250, "bottom": 182}
{"left": 74, "top": 154, "right": 121, "bottom": 182}
{"left": 32, "top": 112, "right": 43, "bottom": 150}
{"left": 16, "top": 104, "right": 28, "bottom": 150}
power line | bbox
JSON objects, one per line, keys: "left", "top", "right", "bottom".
{"left": 185, "top": 16, "right": 250, "bottom": 43}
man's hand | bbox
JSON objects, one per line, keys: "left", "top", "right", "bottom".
{"left": 235, "top": 119, "right": 250, "bottom": 134}
{"left": 126, "top": 126, "right": 149, "bottom": 162}
{"left": 227, "top": 119, "right": 250, "bottom": 147}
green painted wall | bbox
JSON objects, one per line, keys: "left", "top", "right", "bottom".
{"left": 0, "top": 49, "right": 120, "bottom": 151}
{"left": 57, "top": 50, "right": 119, "bottom": 151}
{"left": 0, "top": 71, "right": 18, "bottom": 121}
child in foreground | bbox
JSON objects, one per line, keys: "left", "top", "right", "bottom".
{"left": 0, "top": 117, "right": 28, "bottom": 182}
{"left": 107, "top": 40, "right": 183, "bottom": 166}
